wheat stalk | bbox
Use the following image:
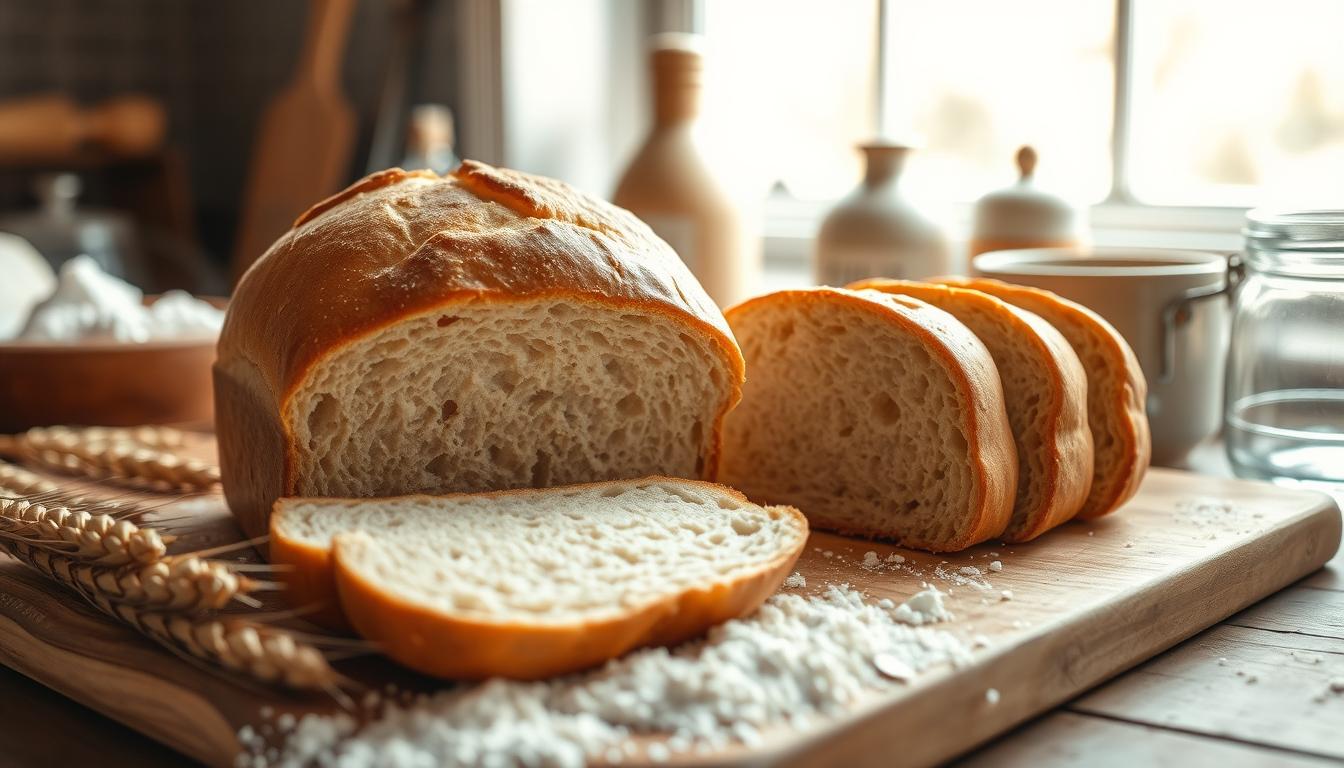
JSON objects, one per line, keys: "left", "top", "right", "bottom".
{"left": 86, "top": 590, "right": 341, "bottom": 691}
{"left": 0, "top": 461, "right": 60, "bottom": 497}
{"left": 2, "top": 528, "right": 338, "bottom": 691}
{"left": 0, "top": 474, "right": 352, "bottom": 696}
{"left": 0, "top": 425, "right": 188, "bottom": 456}
{"left": 0, "top": 426, "right": 219, "bottom": 491}
{"left": 12, "top": 543, "right": 256, "bottom": 612}
{"left": 23, "top": 443, "right": 218, "bottom": 491}
{"left": 0, "top": 497, "right": 169, "bottom": 565}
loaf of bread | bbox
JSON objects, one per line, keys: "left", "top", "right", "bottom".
{"left": 720, "top": 288, "right": 1016, "bottom": 552}
{"left": 933, "top": 277, "right": 1149, "bottom": 518}
{"left": 270, "top": 478, "right": 808, "bottom": 679}
{"left": 215, "top": 162, "right": 745, "bottom": 539}
{"left": 850, "top": 279, "right": 1093, "bottom": 541}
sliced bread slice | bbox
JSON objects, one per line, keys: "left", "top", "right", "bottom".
{"left": 850, "top": 279, "right": 1093, "bottom": 541}
{"left": 932, "top": 277, "right": 1149, "bottom": 518}
{"left": 271, "top": 477, "right": 808, "bottom": 679}
{"left": 719, "top": 288, "right": 1016, "bottom": 552}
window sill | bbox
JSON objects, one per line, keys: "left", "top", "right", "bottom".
{"left": 762, "top": 196, "right": 1246, "bottom": 273}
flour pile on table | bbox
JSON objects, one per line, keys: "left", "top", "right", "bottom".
{"left": 250, "top": 585, "right": 971, "bottom": 768}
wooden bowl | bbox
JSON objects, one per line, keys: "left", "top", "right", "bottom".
{"left": 0, "top": 338, "right": 216, "bottom": 432}
{"left": 0, "top": 298, "right": 222, "bottom": 432}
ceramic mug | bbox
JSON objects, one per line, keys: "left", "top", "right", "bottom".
{"left": 972, "top": 247, "right": 1233, "bottom": 466}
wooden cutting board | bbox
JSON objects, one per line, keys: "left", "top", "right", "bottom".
{"left": 0, "top": 449, "right": 1337, "bottom": 768}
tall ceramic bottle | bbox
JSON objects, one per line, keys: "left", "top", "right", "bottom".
{"left": 613, "top": 36, "right": 760, "bottom": 307}
{"left": 814, "top": 142, "right": 947, "bottom": 286}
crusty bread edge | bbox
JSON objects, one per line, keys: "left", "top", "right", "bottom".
{"left": 850, "top": 279, "right": 1094, "bottom": 541}
{"left": 271, "top": 476, "right": 808, "bottom": 657}
{"left": 999, "top": 303, "right": 1094, "bottom": 537}
{"left": 933, "top": 276, "right": 1149, "bottom": 518}
{"left": 724, "top": 288, "right": 1015, "bottom": 552}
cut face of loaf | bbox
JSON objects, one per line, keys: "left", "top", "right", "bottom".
{"left": 933, "top": 277, "right": 1149, "bottom": 518}
{"left": 720, "top": 288, "right": 1016, "bottom": 552}
{"left": 270, "top": 478, "right": 809, "bottom": 680}
{"left": 289, "top": 297, "right": 729, "bottom": 499}
{"left": 850, "top": 280, "right": 1093, "bottom": 541}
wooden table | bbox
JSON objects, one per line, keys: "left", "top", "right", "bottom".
{"left": 2, "top": 441, "right": 1341, "bottom": 767}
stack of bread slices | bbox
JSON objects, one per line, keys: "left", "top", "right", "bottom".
{"left": 216, "top": 162, "right": 1148, "bottom": 681}
{"left": 720, "top": 280, "right": 1149, "bottom": 554}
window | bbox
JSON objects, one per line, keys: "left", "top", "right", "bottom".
{"left": 701, "top": 0, "right": 1344, "bottom": 210}
{"left": 701, "top": 0, "right": 879, "bottom": 201}
{"left": 1128, "top": 0, "right": 1344, "bottom": 206}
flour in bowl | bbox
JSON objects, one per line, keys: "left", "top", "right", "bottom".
{"left": 13, "top": 255, "right": 222, "bottom": 343}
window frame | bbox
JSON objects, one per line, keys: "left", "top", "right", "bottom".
{"left": 735, "top": 0, "right": 1251, "bottom": 262}
{"left": 463, "top": 0, "right": 1254, "bottom": 265}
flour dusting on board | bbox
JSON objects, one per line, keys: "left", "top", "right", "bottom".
{"left": 1173, "top": 497, "right": 1265, "bottom": 540}
{"left": 248, "top": 585, "right": 971, "bottom": 767}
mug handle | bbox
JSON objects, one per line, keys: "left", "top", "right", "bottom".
{"left": 1157, "top": 253, "right": 1244, "bottom": 383}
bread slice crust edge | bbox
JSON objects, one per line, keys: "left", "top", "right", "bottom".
{"left": 270, "top": 477, "right": 809, "bottom": 671}
{"left": 933, "top": 276, "right": 1149, "bottom": 518}
{"left": 850, "top": 279, "right": 1093, "bottom": 541}
{"left": 722, "top": 288, "right": 1017, "bottom": 552}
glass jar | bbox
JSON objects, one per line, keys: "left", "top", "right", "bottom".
{"left": 1226, "top": 209, "right": 1344, "bottom": 484}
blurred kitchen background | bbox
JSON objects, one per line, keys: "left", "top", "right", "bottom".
{"left": 1, "top": 0, "right": 1342, "bottom": 295}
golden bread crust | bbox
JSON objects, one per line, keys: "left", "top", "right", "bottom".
{"left": 216, "top": 162, "right": 745, "bottom": 539}
{"left": 934, "top": 277, "right": 1149, "bottom": 519}
{"left": 850, "top": 279, "right": 1093, "bottom": 541}
{"left": 723, "top": 288, "right": 1016, "bottom": 552}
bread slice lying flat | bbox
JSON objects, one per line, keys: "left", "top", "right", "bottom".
{"left": 933, "top": 277, "right": 1149, "bottom": 518}
{"left": 851, "top": 279, "right": 1093, "bottom": 541}
{"left": 720, "top": 288, "right": 1016, "bottom": 552}
{"left": 271, "top": 477, "right": 808, "bottom": 679}
{"left": 216, "top": 162, "right": 745, "bottom": 541}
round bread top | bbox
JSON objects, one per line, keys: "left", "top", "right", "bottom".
{"left": 219, "top": 161, "right": 742, "bottom": 401}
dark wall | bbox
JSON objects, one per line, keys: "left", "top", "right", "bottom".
{"left": 0, "top": 0, "right": 459, "bottom": 285}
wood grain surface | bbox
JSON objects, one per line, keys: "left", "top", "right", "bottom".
{"left": 0, "top": 457, "right": 1338, "bottom": 767}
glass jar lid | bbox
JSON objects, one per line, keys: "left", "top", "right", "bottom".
{"left": 1243, "top": 209, "right": 1344, "bottom": 277}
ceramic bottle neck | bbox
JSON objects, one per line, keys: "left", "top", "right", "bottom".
{"left": 652, "top": 50, "right": 702, "bottom": 126}
{"left": 862, "top": 146, "right": 910, "bottom": 190}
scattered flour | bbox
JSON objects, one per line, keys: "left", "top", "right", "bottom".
{"left": 987, "top": 561, "right": 1003, "bottom": 573}
{"left": 783, "top": 572, "right": 807, "bottom": 589}
{"left": 890, "top": 586, "right": 953, "bottom": 626}
{"left": 1173, "top": 498, "right": 1261, "bottom": 540}
{"left": 254, "top": 585, "right": 971, "bottom": 767}
{"left": 933, "top": 563, "right": 992, "bottom": 590}
{"left": 862, "top": 551, "right": 882, "bottom": 569}
{"left": 985, "top": 688, "right": 1000, "bottom": 705}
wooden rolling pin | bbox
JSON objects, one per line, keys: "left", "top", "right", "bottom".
{"left": 231, "top": 0, "right": 356, "bottom": 281}
{"left": 0, "top": 94, "right": 167, "bottom": 162}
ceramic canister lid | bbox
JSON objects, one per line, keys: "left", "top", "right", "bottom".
{"left": 972, "top": 146, "right": 1079, "bottom": 243}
